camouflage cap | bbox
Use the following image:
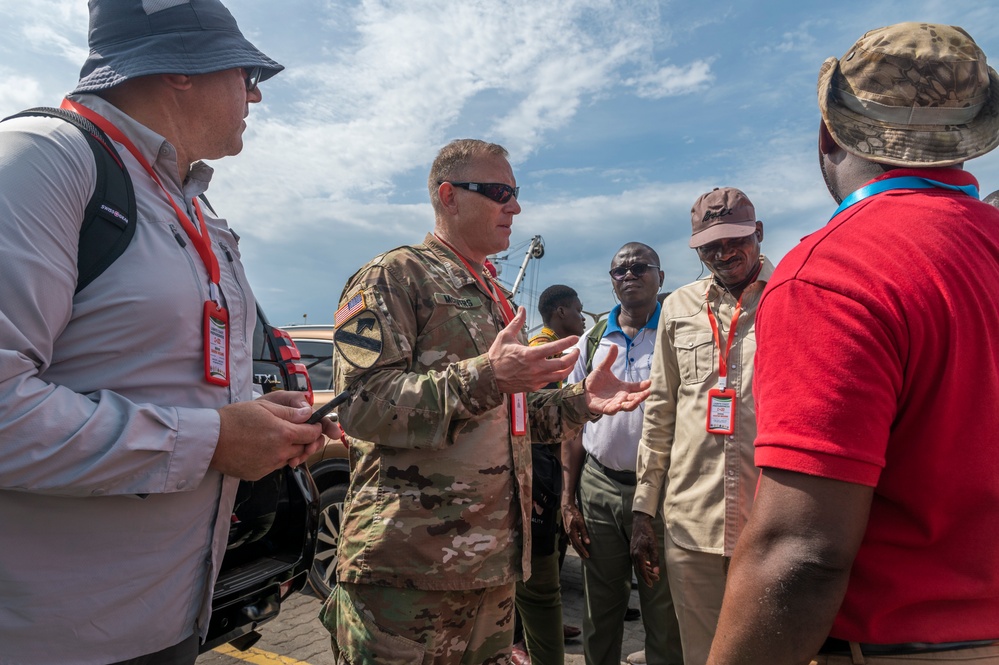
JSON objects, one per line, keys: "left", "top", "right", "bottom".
{"left": 689, "top": 187, "right": 757, "bottom": 248}
{"left": 818, "top": 22, "right": 999, "bottom": 167}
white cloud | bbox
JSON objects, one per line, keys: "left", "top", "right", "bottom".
{"left": 208, "top": 0, "right": 713, "bottom": 313}
{"left": 20, "top": 22, "right": 89, "bottom": 67}
{"left": 1, "top": 0, "right": 88, "bottom": 65}
{"left": 0, "top": 69, "right": 45, "bottom": 112}
{"left": 625, "top": 59, "right": 714, "bottom": 99}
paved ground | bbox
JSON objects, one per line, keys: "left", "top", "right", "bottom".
{"left": 197, "top": 549, "right": 647, "bottom": 664}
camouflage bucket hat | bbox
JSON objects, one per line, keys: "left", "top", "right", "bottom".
{"left": 818, "top": 22, "right": 999, "bottom": 167}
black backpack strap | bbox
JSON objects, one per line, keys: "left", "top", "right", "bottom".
{"left": 197, "top": 193, "right": 217, "bottom": 216}
{"left": 3, "top": 106, "right": 137, "bottom": 294}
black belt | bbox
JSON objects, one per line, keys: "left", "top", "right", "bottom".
{"left": 820, "top": 637, "right": 999, "bottom": 656}
{"left": 586, "top": 456, "right": 637, "bottom": 486}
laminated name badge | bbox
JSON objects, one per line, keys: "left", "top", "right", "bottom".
{"left": 705, "top": 292, "right": 744, "bottom": 436}
{"left": 511, "top": 392, "right": 527, "bottom": 436}
{"left": 203, "top": 300, "right": 230, "bottom": 387}
{"left": 706, "top": 386, "right": 735, "bottom": 435}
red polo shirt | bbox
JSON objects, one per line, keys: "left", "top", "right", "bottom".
{"left": 754, "top": 168, "right": 999, "bottom": 643}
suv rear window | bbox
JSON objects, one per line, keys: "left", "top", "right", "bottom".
{"left": 294, "top": 339, "right": 334, "bottom": 392}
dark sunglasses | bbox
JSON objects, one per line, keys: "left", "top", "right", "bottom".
{"left": 243, "top": 67, "right": 263, "bottom": 93}
{"left": 446, "top": 182, "right": 520, "bottom": 204}
{"left": 609, "top": 263, "right": 660, "bottom": 281}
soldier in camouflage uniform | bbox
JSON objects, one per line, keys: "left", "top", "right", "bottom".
{"left": 320, "top": 139, "right": 652, "bottom": 665}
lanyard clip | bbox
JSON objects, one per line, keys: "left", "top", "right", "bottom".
{"left": 209, "top": 282, "right": 221, "bottom": 307}
{"left": 717, "top": 376, "right": 727, "bottom": 391}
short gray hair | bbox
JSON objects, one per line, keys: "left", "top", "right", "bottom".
{"left": 428, "top": 139, "right": 509, "bottom": 215}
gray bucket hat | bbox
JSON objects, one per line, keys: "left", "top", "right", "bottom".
{"left": 74, "top": 0, "right": 284, "bottom": 94}
{"left": 818, "top": 22, "right": 999, "bottom": 167}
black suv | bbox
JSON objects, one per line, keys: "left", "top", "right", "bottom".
{"left": 199, "top": 306, "right": 320, "bottom": 653}
{"left": 279, "top": 324, "right": 350, "bottom": 599}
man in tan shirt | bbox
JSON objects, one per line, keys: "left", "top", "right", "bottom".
{"left": 630, "top": 188, "right": 773, "bottom": 665}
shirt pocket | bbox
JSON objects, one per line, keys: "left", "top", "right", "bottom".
{"left": 416, "top": 306, "right": 491, "bottom": 371}
{"left": 675, "top": 331, "right": 715, "bottom": 385}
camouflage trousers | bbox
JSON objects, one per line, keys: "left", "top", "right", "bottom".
{"left": 319, "top": 581, "right": 517, "bottom": 665}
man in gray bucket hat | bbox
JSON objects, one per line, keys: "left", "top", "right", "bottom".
{"left": 709, "top": 23, "right": 999, "bottom": 665}
{"left": 0, "top": 2, "right": 332, "bottom": 664}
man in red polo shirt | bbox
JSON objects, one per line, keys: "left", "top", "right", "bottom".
{"left": 707, "top": 23, "right": 999, "bottom": 665}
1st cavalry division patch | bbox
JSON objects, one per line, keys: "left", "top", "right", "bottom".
{"left": 335, "top": 311, "right": 383, "bottom": 369}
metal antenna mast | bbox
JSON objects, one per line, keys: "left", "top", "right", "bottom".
{"left": 509, "top": 235, "right": 544, "bottom": 300}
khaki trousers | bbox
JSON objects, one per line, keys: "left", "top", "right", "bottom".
{"left": 663, "top": 531, "right": 728, "bottom": 665}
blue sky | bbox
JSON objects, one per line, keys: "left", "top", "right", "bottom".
{"left": 3, "top": 0, "right": 999, "bottom": 330}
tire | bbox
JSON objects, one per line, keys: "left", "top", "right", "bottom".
{"left": 307, "top": 481, "right": 347, "bottom": 598}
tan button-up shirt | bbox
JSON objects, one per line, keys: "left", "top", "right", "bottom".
{"left": 633, "top": 257, "right": 773, "bottom": 556}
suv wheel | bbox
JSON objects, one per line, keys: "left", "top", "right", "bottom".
{"left": 308, "top": 481, "right": 347, "bottom": 598}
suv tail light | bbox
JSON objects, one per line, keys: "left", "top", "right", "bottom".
{"left": 269, "top": 327, "right": 315, "bottom": 405}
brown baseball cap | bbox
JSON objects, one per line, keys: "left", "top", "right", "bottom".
{"left": 689, "top": 187, "right": 757, "bottom": 248}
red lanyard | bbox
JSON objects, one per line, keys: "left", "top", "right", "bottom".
{"left": 434, "top": 235, "right": 527, "bottom": 435}
{"left": 63, "top": 99, "right": 231, "bottom": 386}
{"left": 61, "top": 99, "right": 222, "bottom": 299}
{"left": 705, "top": 291, "right": 743, "bottom": 391}
{"left": 433, "top": 235, "right": 515, "bottom": 324}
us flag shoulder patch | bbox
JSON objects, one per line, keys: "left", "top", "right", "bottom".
{"left": 334, "top": 292, "right": 367, "bottom": 328}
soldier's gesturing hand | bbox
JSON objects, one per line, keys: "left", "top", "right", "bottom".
{"left": 582, "top": 344, "right": 651, "bottom": 415}
{"left": 489, "top": 306, "right": 580, "bottom": 394}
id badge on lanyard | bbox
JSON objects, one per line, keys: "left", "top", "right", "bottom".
{"left": 705, "top": 294, "right": 742, "bottom": 435}
{"left": 706, "top": 385, "right": 736, "bottom": 435}
{"left": 510, "top": 392, "right": 528, "bottom": 436}
{"left": 203, "top": 299, "right": 230, "bottom": 386}
{"left": 435, "top": 235, "right": 527, "bottom": 436}
{"left": 61, "top": 98, "right": 231, "bottom": 388}
{"left": 489, "top": 292, "right": 528, "bottom": 437}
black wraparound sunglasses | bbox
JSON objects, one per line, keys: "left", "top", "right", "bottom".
{"left": 609, "top": 263, "right": 660, "bottom": 281}
{"left": 443, "top": 182, "right": 520, "bottom": 204}
{"left": 244, "top": 67, "right": 263, "bottom": 93}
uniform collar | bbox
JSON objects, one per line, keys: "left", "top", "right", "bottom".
{"left": 424, "top": 233, "right": 480, "bottom": 286}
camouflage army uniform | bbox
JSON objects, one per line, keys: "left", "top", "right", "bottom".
{"left": 322, "top": 233, "right": 595, "bottom": 663}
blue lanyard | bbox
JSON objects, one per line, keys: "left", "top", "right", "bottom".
{"left": 831, "top": 176, "right": 979, "bottom": 219}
